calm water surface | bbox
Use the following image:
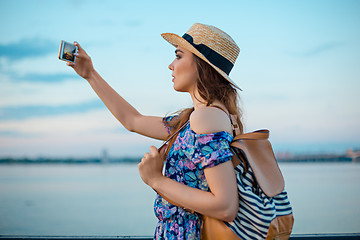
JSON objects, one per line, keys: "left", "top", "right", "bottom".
{"left": 0, "top": 163, "right": 359, "bottom": 236}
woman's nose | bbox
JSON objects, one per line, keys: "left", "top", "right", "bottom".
{"left": 168, "top": 61, "right": 174, "bottom": 70}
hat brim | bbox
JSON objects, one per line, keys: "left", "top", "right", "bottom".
{"left": 161, "top": 32, "right": 241, "bottom": 90}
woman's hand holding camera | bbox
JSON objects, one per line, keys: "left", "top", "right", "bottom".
{"left": 138, "top": 145, "right": 167, "bottom": 188}
{"left": 67, "top": 42, "right": 95, "bottom": 80}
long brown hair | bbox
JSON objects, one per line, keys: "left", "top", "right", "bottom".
{"left": 164, "top": 54, "right": 243, "bottom": 156}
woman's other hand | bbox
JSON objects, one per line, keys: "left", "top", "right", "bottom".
{"left": 67, "top": 42, "right": 95, "bottom": 80}
{"left": 138, "top": 145, "right": 167, "bottom": 187}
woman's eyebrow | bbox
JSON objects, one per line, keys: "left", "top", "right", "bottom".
{"left": 175, "top": 49, "right": 184, "bottom": 54}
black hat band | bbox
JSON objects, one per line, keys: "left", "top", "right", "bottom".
{"left": 182, "top": 33, "right": 233, "bottom": 75}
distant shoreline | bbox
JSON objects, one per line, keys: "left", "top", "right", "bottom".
{"left": 0, "top": 156, "right": 141, "bottom": 164}
{"left": 1, "top": 152, "right": 359, "bottom": 164}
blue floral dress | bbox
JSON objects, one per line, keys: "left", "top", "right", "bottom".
{"left": 153, "top": 116, "right": 234, "bottom": 240}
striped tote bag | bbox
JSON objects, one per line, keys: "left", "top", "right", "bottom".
{"left": 225, "top": 130, "right": 294, "bottom": 240}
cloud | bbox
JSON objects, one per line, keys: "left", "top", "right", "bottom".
{"left": 12, "top": 73, "right": 77, "bottom": 83}
{"left": 0, "top": 130, "right": 37, "bottom": 138}
{"left": 0, "top": 108, "right": 125, "bottom": 137}
{"left": 304, "top": 42, "right": 345, "bottom": 56}
{"left": 0, "top": 100, "right": 105, "bottom": 121}
{"left": 288, "top": 42, "right": 345, "bottom": 57}
{"left": 0, "top": 76, "right": 96, "bottom": 108}
{"left": 123, "top": 19, "right": 143, "bottom": 27}
{"left": 0, "top": 38, "right": 56, "bottom": 61}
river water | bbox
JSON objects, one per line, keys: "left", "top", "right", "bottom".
{"left": 0, "top": 162, "right": 359, "bottom": 236}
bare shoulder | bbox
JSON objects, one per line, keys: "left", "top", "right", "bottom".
{"left": 190, "top": 107, "right": 233, "bottom": 134}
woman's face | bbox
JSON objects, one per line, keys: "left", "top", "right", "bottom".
{"left": 168, "top": 47, "right": 198, "bottom": 93}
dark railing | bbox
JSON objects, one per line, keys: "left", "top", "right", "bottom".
{"left": 1, "top": 233, "right": 360, "bottom": 240}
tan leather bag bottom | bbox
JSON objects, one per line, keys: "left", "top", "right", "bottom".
{"left": 266, "top": 214, "right": 294, "bottom": 240}
{"left": 201, "top": 216, "right": 240, "bottom": 240}
{"left": 201, "top": 214, "right": 294, "bottom": 240}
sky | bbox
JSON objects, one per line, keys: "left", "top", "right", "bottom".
{"left": 0, "top": 0, "right": 359, "bottom": 158}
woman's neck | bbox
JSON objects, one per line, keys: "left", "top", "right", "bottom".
{"left": 190, "top": 90, "right": 223, "bottom": 111}
{"left": 190, "top": 90, "right": 205, "bottom": 110}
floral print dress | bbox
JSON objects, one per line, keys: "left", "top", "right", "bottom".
{"left": 153, "top": 116, "right": 234, "bottom": 240}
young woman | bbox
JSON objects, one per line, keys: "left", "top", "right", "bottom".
{"left": 67, "top": 23, "right": 243, "bottom": 239}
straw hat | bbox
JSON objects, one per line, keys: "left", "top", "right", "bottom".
{"left": 161, "top": 23, "right": 241, "bottom": 90}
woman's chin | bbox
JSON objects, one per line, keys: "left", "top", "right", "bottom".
{"left": 173, "top": 85, "right": 187, "bottom": 93}
{"left": 173, "top": 82, "right": 191, "bottom": 93}
{"left": 172, "top": 83, "right": 181, "bottom": 91}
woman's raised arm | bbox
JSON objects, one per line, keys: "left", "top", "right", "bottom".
{"left": 67, "top": 42, "right": 168, "bottom": 140}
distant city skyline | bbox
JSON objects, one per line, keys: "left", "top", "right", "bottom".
{"left": 0, "top": 0, "right": 359, "bottom": 157}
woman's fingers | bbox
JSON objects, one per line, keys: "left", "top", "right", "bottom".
{"left": 144, "top": 152, "right": 150, "bottom": 159}
{"left": 74, "top": 41, "right": 81, "bottom": 50}
{"left": 72, "top": 41, "right": 84, "bottom": 58}
{"left": 63, "top": 41, "right": 95, "bottom": 80}
{"left": 159, "top": 144, "right": 167, "bottom": 157}
{"left": 150, "top": 146, "right": 159, "bottom": 155}
{"left": 138, "top": 146, "right": 165, "bottom": 187}
{"left": 140, "top": 146, "right": 164, "bottom": 167}
{"left": 143, "top": 146, "right": 161, "bottom": 160}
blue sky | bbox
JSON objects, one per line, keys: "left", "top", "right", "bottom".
{"left": 0, "top": 0, "right": 359, "bottom": 157}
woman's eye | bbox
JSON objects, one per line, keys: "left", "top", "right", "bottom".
{"left": 176, "top": 55, "right": 181, "bottom": 59}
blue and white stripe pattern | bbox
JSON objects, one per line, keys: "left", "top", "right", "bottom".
{"left": 225, "top": 163, "right": 293, "bottom": 240}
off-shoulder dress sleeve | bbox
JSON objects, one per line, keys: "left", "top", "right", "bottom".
{"left": 191, "top": 131, "right": 233, "bottom": 169}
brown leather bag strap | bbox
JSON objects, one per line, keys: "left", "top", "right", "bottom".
{"left": 159, "top": 120, "right": 190, "bottom": 151}
{"left": 233, "top": 129, "right": 269, "bottom": 141}
{"left": 230, "top": 115, "right": 241, "bottom": 136}
{"left": 210, "top": 105, "right": 241, "bottom": 136}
